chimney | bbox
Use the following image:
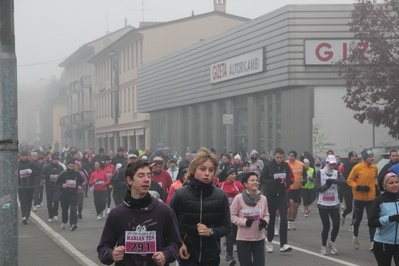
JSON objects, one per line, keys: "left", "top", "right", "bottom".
{"left": 214, "top": 0, "right": 226, "bottom": 13}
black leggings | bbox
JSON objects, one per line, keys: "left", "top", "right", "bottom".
{"left": 318, "top": 207, "right": 340, "bottom": 246}
{"left": 342, "top": 194, "right": 353, "bottom": 218}
{"left": 373, "top": 241, "right": 399, "bottom": 266}
{"left": 301, "top": 188, "right": 315, "bottom": 206}
{"left": 353, "top": 200, "right": 375, "bottom": 241}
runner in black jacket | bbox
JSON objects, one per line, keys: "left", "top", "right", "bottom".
{"left": 260, "top": 148, "right": 294, "bottom": 253}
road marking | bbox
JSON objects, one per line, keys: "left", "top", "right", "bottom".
{"left": 30, "top": 211, "right": 98, "bottom": 266}
{"left": 272, "top": 240, "right": 360, "bottom": 266}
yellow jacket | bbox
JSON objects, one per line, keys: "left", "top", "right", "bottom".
{"left": 347, "top": 161, "right": 378, "bottom": 201}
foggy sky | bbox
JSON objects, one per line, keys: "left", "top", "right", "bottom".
{"left": 15, "top": 0, "right": 356, "bottom": 86}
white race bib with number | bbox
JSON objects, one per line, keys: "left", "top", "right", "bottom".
{"left": 125, "top": 231, "right": 157, "bottom": 254}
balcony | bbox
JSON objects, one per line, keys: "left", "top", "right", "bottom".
{"left": 70, "top": 80, "right": 83, "bottom": 93}
{"left": 60, "top": 111, "right": 93, "bottom": 126}
{"left": 80, "top": 75, "right": 92, "bottom": 88}
{"left": 59, "top": 86, "right": 70, "bottom": 97}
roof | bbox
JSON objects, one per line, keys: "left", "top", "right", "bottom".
{"left": 88, "top": 11, "right": 249, "bottom": 64}
{"left": 139, "top": 21, "right": 162, "bottom": 28}
{"left": 59, "top": 26, "right": 134, "bottom": 67}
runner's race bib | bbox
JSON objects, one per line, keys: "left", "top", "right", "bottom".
{"left": 95, "top": 180, "right": 104, "bottom": 186}
{"left": 242, "top": 209, "right": 261, "bottom": 222}
{"left": 50, "top": 174, "right": 58, "bottom": 182}
{"left": 125, "top": 231, "right": 157, "bottom": 254}
{"left": 274, "top": 173, "right": 286, "bottom": 183}
{"left": 20, "top": 169, "right": 30, "bottom": 178}
{"left": 66, "top": 180, "right": 76, "bottom": 188}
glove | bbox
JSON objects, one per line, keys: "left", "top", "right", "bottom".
{"left": 389, "top": 215, "right": 399, "bottom": 222}
{"left": 325, "top": 179, "right": 333, "bottom": 186}
{"left": 259, "top": 219, "right": 267, "bottom": 230}
{"left": 26, "top": 169, "right": 32, "bottom": 174}
{"left": 274, "top": 178, "right": 282, "bottom": 184}
{"left": 356, "top": 185, "right": 370, "bottom": 192}
{"left": 308, "top": 178, "right": 314, "bottom": 183}
{"left": 245, "top": 219, "right": 253, "bottom": 227}
{"left": 286, "top": 179, "right": 293, "bottom": 186}
{"left": 376, "top": 185, "right": 381, "bottom": 197}
{"left": 301, "top": 180, "right": 307, "bottom": 186}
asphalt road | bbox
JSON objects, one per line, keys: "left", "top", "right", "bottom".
{"left": 23, "top": 190, "right": 378, "bottom": 266}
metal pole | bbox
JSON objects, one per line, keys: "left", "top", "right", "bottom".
{"left": 0, "top": 1, "right": 18, "bottom": 265}
{"left": 373, "top": 123, "right": 375, "bottom": 147}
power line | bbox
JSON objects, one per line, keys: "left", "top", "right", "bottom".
{"left": 17, "top": 57, "right": 66, "bottom": 67}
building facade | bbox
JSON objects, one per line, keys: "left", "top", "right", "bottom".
{"left": 58, "top": 26, "right": 133, "bottom": 150}
{"left": 137, "top": 4, "right": 399, "bottom": 158}
{"left": 88, "top": 1, "right": 249, "bottom": 152}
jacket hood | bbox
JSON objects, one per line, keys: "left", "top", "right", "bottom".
{"left": 250, "top": 149, "right": 259, "bottom": 157}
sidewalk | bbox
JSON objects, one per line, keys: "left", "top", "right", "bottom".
{"left": 18, "top": 213, "right": 80, "bottom": 266}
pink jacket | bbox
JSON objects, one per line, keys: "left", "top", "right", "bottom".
{"left": 230, "top": 191, "right": 269, "bottom": 241}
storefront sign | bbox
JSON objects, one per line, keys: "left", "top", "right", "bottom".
{"left": 210, "top": 49, "right": 264, "bottom": 84}
{"left": 304, "top": 39, "right": 370, "bottom": 65}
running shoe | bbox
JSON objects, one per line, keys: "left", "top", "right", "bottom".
{"left": 48, "top": 218, "right": 53, "bottom": 223}
{"left": 340, "top": 215, "right": 345, "bottom": 226}
{"left": 97, "top": 215, "right": 102, "bottom": 220}
{"left": 349, "top": 225, "right": 353, "bottom": 232}
{"left": 353, "top": 237, "right": 359, "bottom": 249}
{"left": 280, "top": 244, "right": 292, "bottom": 252}
{"left": 291, "top": 222, "right": 296, "bottom": 230}
{"left": 320, "top": 246, "right": 327, "bottom": 255}
{"left": 107, "top": 207, "right": 111, "bottom": 214}
{"left": 53, "top": 216, "right": 58, "bottom": 221}
{"left": 369, "top": 241, "right": 374, "bottom": 251}
{"left": 22, "top": 217, "right": 28, "bottom": 225}
{"left": 102, "top": 210, "right": 106, "bottom": 217}
{"left": 328, "top": 241, "right": 338, "bottom": 254}
{"left": 304, "top": 211, "right": 309, "bottom": 217}
{"left": 61, "top": 223, "right": 66, "bottom": 229}
{"left": 266, "top": 241, "right": 274, "bottom": 253}
{"left": 287, "top": 221, "right": 292, "bottom": 231}
{"left": 70, "top": 224, "right": 77, "bottom": 231}
{"left": 33, "top": 206, "right": 37, "bottom": 212}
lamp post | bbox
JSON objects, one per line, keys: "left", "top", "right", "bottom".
{"left": 0, "top": 1, "right": 18, "bottom": 265}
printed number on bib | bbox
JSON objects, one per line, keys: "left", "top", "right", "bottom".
{"left": 125, "top": 231, "right": 156, "bottom": 254}
{"left": 66, "top": 180, "right": 76, "bottom": 188}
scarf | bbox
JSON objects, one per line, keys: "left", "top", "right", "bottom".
{"left": 123, "top": 191, "right": 152, "bottom": 209}
{"left": 190, "top": 176, "right": 214, "bottom": 190}
{"left": 242, "top": 189, "right": 261, "bottom": 207}
{"left": 324, "top": 164, "right": 334, "bottom": 176}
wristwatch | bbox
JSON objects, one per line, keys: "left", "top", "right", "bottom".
{"left": 209, "top": 228, "right": 214, "bottom": 236}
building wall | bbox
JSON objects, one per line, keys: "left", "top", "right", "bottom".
{"left": 136, "top": 4, "right": 399, "bottom": 156}
{"left": 52, "top": 101, "right": 67, "bottom": 146}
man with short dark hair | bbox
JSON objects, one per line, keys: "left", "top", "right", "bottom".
{"left": 377, "top": 149, "right": 399, "bottom": 181}
{"left": 260, "top": 148, "right": 294, "bottom": 253}
{"left": 338, "top": 151, "right": 358, "bottom": 226}
{"left": 286, "top": 151, "right": 307, "bottom": 230}
{"left": 347, "top": 149, "right": 378, "bottom": 251}
{"left": 56, "top": 160, "right": 84, "bottom": 231}
{"left": 111, "top": 147, "right": 127, "bottom": 167}
{"left": 97, "top": 159, "right": 181, "bottom": 266}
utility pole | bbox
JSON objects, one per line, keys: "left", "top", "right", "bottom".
{"left": 0, "top": 1, "right": 18, "bottom": 265}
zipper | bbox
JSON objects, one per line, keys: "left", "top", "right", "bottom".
{"left": 199, "top": 189, "right": 203, "bottom": 262}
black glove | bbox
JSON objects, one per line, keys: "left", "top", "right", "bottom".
{"left": 376, "top": 185, "right": 381, "bottom": 197}
{"left": 389, "top": 215, "right": 399, "bottom": 222}
{"left": 301, "top": 180, "right": 307, "bottom": 186}
{"left": 308, "top": 178, "right": 314, "bottom": 183}
{"left": 245, "top": 219, "right": 253, "bottom": 227}
{"left": 274, "top": 178, "right": 282, "bottom": 184}
{"left": 286, "top": 179, "right": 293, "bottom": 186}
{"left": 356, "top": 185, "right": 370, "bottom": 192}
{"left": 325, "top": 179, "right": 333, "bottom": 186}
{"left": 259, "top": 219, "right": 267, "bottom": 230}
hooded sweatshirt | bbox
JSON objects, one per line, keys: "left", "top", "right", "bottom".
{"left": 248, "top": 150, "right": 264, "bottom": 177}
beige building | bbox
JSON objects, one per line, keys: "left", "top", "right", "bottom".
{"left": 88, "top": 0, "right": 249, "bottom": 152}
{"left": 58, "top": 26, "right": 133, "bottom": 149}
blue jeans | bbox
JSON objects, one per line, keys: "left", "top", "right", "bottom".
{"left": 179, "top": 257, "right": 220, "bottom": 266}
